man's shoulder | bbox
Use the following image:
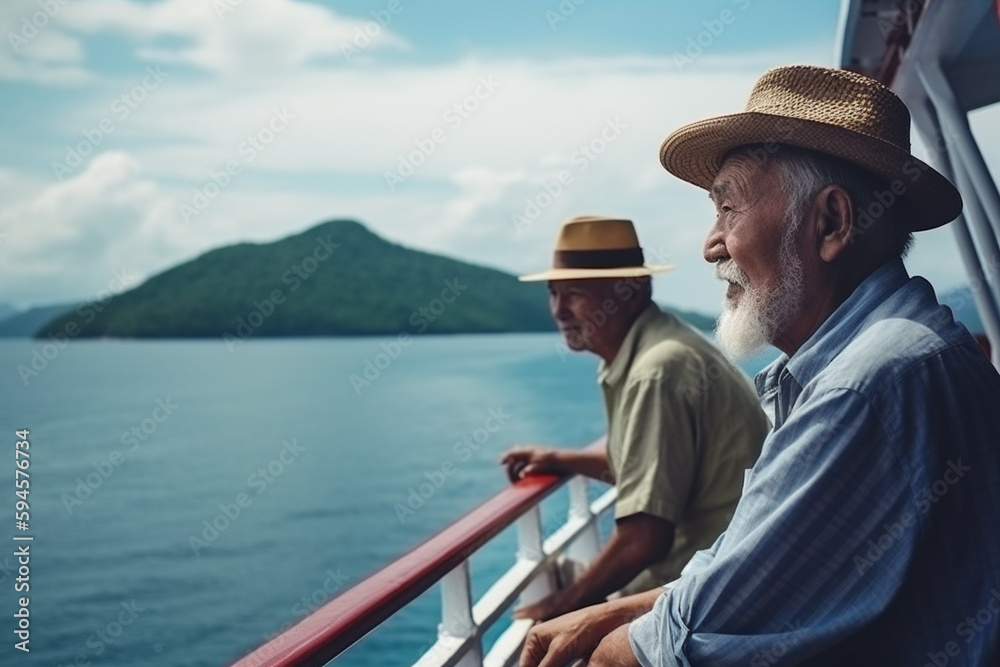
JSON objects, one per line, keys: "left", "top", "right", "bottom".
{"left": 810, "top": 278, "right": 983, "bottom": 396}
{"left": 630, "top": 313, "right": 709, "bottom": 365}
{"left": 626, "top": 314, "right": 733, "bottom": 386}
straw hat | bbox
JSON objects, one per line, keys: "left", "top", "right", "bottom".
{"left": 659, "top": 65, "right": 962, "bottom": 231}
{"left": 519, "top": 215, "right": 674, "bottom": 282}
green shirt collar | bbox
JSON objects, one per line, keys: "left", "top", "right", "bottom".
{"left": 597, "top": 302, "right": 662, "bottom": 388}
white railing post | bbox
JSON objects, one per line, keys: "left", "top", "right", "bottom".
{"left": 515, "top": 507, "right": 556, "bottom": 604}
{"left": 440, "top": 561, "right": 482, "bottom": 666}
{"left": 565, "top": 476, "right": 601, "bottom": 564}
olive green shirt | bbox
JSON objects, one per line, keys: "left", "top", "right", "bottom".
{"left": 599, "top": 303, "right": 769, "bottom": 593}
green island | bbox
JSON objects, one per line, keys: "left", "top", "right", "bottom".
{"left": 34, "top": 219, "right": 717, "bottom": 339}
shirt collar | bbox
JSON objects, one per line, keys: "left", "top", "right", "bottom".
{"left": 754, "top": 258, "right": 910, "bottom": 394}
{"left": 598, "top": 302, "right": 661, "bottom": 387}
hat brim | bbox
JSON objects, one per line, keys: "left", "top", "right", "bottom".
{"left": 660, "top": 112, "right": 962, "bottom": 231}
{"left": 518, "top": 264, "right": 674, "bottom": 282}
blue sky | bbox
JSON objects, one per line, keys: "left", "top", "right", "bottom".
{"left": 1, "top": 0, "right": 996, "bottom": 312}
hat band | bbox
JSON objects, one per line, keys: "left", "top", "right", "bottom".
{"left": 553, "top": 247, "right": 645, "bottom": 269}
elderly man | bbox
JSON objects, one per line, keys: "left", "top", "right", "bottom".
{"left": 501, "top": 215, "right": 768, "bottom": 622}
{"left": 520, "top": 66, "right": 1000, "bottom": 666}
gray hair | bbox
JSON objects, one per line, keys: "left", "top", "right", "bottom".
{"left": 733, "top": 144, "right": 914, "bottom": 263}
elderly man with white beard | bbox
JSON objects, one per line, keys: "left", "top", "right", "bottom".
{"left": 518, "top": 65, "right": 1000, "bottom": 667}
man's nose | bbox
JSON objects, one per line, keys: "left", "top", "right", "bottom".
{"left": 703, "top": 221, "right": 728, "bottom": 264}
{"left": 550, "top": 293, "right": 571, "bottom": 320}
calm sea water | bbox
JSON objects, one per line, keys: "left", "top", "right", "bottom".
{"left": 0, "top": 334, "right": 775, "bottom": 667}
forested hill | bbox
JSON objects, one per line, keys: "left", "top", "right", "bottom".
{"left": 36, "top": 220, "right": 556, "bottom": 339}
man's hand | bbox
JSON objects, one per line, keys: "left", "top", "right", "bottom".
{"left": 513, "top": 592, "right": 564, "bottom": 622}
{"left": 518, "top": 589, "right": 661, "bottom": 667}
{"left": 501, "top": 446, "right": 566, "bottom": 482}
{"left": 515, "top": 514, "right": 674, "bottom": 623}
{"left": 518, "top": 604, "right": 618, "bottom": 667}
{"left": 588, "top": 624, "right": 641, "bottom": 667}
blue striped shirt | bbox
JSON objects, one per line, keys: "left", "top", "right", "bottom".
{"left": 629, "top": 259, "right": 1000, "bottom": 666}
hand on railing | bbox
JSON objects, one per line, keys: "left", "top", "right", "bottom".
{"left": 501, "top": 441, "right": 610, "bottom": 483}
{"left": 500, "top": 446, "right": 569, "bottom": 482}
{"left": 513, "top": 593, "right": 564, "bottom": 622}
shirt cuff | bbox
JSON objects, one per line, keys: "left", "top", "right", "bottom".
{"left": 628, "top": 587, "right": 690, "bottom": 667}
{"left": 614, "top": 493, "right": 682, "bottom": 525}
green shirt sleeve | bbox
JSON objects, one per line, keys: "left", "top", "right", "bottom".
{"left": 612, "top": 371, "right": 697, "bottom": 525}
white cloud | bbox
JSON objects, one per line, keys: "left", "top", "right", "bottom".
{"left": 59, "top": 0, "right": 408, "bottom": 75}
{"left": 0, "top": 31, "right": 984, "bottom": 313}
{"left": 0, "top": 1, "right": 90, "bottom": 84}
{"left": 97, "top": 53, "right": 772, "bottom": 296}
{"left": 0, "top": 152, "right": 192, "bottom": 306}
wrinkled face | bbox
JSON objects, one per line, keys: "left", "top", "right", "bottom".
{"left": 548, "top": 278, "right": 636, "bottom": 355}
{"left": 704, "top": 154, "right": 806, "bottom": 358}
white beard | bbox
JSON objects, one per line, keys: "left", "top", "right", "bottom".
{"left": 715, "top": 229, "right": 804, "bottom": 360}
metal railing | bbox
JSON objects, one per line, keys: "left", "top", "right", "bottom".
{"left": 232, "top": 438, "right": 615, "bottom": 667}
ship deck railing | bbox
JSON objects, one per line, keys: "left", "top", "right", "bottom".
{"left": 232, "top": 438, "right": 615, "bottom": 667}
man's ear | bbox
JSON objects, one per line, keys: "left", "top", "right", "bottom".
{"left": 813, "top": 185, "right": 854, "bottom": 263}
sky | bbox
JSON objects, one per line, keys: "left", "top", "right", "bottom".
{"left": 1, "top": 0, "right": 998, "bottom": 313}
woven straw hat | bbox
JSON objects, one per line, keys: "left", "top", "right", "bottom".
{"left": 659, "top": 65, "right": 962, "bottom": 231}
{"left": 519, "top": 215, "right": 674, "bottom": 282}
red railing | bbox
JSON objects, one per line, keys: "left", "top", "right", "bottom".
{"left": 231, "top": 439, "right": 605, "bottom": 667}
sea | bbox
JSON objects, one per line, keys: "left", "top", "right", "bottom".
{"left": 0, "top": 334, "right": 776, "bottom": 667}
